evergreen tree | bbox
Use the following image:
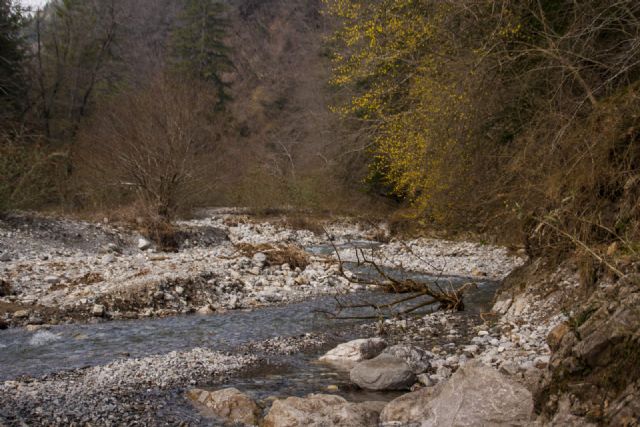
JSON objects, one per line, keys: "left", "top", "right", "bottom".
{"left": 0, "top": 0, "right": 27, "bottom": 123}
{"left": 170, "top": 0, "right": 233, "bottom": 104}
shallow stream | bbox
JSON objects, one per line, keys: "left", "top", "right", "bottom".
{"left": 0, "top": 250, "right": 500, "bottom": 420}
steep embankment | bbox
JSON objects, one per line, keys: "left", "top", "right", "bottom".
{"left": 492, "top": 257, "right": 640, "bottom": 425}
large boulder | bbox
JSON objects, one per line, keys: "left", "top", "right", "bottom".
{"left": 262, "top": 394, "right": 384, "bottom": 427}
{"left": 318, "top": 338, "right": 387, "bottom": 370}
{"left": 378, "top": 386, "right": 439, "bottom": 424}
{"left": 381, "top": 344, "right": 433, "bottom": 374}
{"left": 350, "top": 354, "right": 416, "bottom": 391}
{"left": 380, "top": 362, "right": 534, "bottom": 426}
{"left": 186, "top": 387, "right": 261, "bottom": 426}
{"left": 574, "top": 303, "right": 640, "bottom": 368}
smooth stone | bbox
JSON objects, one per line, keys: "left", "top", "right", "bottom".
{"left": 381, "top": 345, "right": 432, "bottom": 374}
{"left": 45, "top": 276, "right": 61, "bottom": 284}
{"left": 350, "top": 354, "right": 416, "bottom": 391}
{"left": 380, "top": 362, "right": 534, "bottom": 426}
{"left": 197, "top": 305, "right": 214, "bottom": 315}
{"left": 319, "top": 338, "right": 387, "bottom": 370}
{"left": 138, "top": 238, "right": 152, "bottom": 251}
{"left": 13, "top": 310, "right": 30, "bottom": 319}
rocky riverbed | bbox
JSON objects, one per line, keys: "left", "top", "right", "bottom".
{"left": 0, "top": 210, "right": 522, "bottom": 328}
{"left": 0, "top": 209, "right": 558, "bottom": 426}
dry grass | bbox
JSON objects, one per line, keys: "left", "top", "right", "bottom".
{"left": 282, "top": 215, "right": 326, "bottom": 235}
{"left": 236, "top": 242, "right": 310, "bottom": 269}
{"left": 139, "top": 219, "right": 181, "bottom": 252}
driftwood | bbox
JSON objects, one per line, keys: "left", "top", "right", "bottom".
{"left": 318, "top": 231, "right": 477, "bottom": 320}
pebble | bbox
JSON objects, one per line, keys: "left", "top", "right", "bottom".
{"left": 91, "top": 304, "right": 105, "bottom": 317}
{"left": 138, "top": 238, "right": 152, "bottom": 251}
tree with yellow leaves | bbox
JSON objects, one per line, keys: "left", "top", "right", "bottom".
{"left": 325, "top": 0, "right": 480, "bottom": 222}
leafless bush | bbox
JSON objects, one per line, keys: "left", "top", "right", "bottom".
{"left": 75, "top": 76, "right": 223, "bottom": 220}
{"left": 139, "top": 219, "right": 182, "bottom": 252}
{"left": 283, "top": 215, "right": 326, "bottom": 235}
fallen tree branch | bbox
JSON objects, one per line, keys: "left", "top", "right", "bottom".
{"left": 318, "top": 228, "right": 477, "bottom": 320}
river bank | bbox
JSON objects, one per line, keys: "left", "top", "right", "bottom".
{"left": 0, "top": 209, "right": 572, "bottom": 426}
{"left": 0, "top": 210, "right": 521, "bottom": 328}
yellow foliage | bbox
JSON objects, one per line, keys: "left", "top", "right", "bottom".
{"left": 325, "top": 0, "right": 476, "bottom": 219}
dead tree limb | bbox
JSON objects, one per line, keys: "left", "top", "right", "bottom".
{"left": 318, "top": 229, "right": 477, "bottom": 320}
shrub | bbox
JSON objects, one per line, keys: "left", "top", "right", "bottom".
{"left": 74, "top": 76, "right": 223, "bottom": 220}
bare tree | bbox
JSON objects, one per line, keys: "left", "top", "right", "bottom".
{"left": 75, "top": 76, "right": 222, "bottom": 220}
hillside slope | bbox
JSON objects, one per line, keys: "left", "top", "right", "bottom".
{"left": 216, "top": 0, "right": 358, "bottom": 208}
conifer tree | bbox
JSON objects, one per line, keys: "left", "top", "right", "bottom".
{"left": 170, "top": 0, "right": 233, "bottom": 104}
{"left": 0, "top": 0, "right": 27, "bottom": 123}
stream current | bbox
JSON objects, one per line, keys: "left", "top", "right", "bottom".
{"left": 0, "top": 245, "right": 500, "bottom": 416}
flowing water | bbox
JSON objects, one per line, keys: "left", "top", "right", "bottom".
{"left": 0, "top": 249, "right": 500, "bottom": 416}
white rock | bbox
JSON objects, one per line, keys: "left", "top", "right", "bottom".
{"left": 319, "top": 338, "right": 387, "bottom": 370}
{"left": 45, "top": 276, "right": 61, "bottom": 285}
{"left": 138, "top": 238, "right": 152, "bottom": 251}
{"left": 91, "top": 304, "right": 105, "bottom": 317}
{"left": 197, "top": 305, "right": 214, "bottom": 315}
{"left": 252, "top": 252, "right": 267, "bottom": 264}
{"left": 463, "top": 345, "right": 480, "bottom": 356}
